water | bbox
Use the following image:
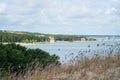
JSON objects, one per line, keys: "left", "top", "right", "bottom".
{"left": 25, "top": 41, "right": 120, "bottom": 63}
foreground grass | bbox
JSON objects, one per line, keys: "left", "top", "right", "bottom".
{"left": 2, "top": 52, "right": 120, "bottom": 80}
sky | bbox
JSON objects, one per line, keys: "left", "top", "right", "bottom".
{"left": 0, "top": 0, "right": 120, "bottom": 35}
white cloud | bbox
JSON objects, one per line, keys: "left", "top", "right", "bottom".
{"left": 105, "top": 7, "right": 118, "bottom": 15}
{"left": 0, "top": 0, "right": 120, "bottom": 35}
{"left": 0, "top": 3, "right": 7, "bottom": 13}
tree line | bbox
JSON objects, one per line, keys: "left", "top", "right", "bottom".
{"left": 0, "top": 30, "right": 87, "bottom": 43}
{"left": 0, "top": 31, "right": 49, "bottom": 43}
{"left": 54, "top": 35, "right": 87, "bottom": 41}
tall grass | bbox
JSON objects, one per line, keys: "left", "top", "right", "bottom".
{"left": 1, "top": 51, "right": 120, "bottom": 80}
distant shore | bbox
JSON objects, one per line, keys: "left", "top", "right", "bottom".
{"left": 1, "top": 42, "right": 40, "bottom": 46}
{"left": 1, "top": 40, "right": 120, "bottom": 46}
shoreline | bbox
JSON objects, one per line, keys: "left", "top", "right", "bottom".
{"left": 1, "top": 42, "right": 40, "bottom": 46}
{"left": 1, "top": 40, "right": 119, "bottom": 46}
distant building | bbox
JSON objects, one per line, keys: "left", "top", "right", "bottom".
{"left": 81, "top": 38, "right": 86, "bottom": 41}
{"left": 49, "top": 36, "right": 55, "bottom": 43}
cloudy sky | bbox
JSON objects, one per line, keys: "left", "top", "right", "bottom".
{"left": 0, "top": 0, "right": 120, "bottom": 35}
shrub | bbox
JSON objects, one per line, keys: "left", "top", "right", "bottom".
{"left": 0, "top": 43, "right": 60, "bottom": 77}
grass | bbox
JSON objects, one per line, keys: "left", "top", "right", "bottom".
{"left": 1, "top": 52, "right": 120, "bottom": 80}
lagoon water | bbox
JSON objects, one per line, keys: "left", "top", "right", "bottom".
{"left": 25, "top": 40, "right": 120, "bottom": 63}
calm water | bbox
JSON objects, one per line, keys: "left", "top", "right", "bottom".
{"left": 25, "top": 41, "right": 120, "bottom": 63}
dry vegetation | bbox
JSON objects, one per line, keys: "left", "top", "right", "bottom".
{"left": 2, "top": 51, "right": 120, "bottom": 80}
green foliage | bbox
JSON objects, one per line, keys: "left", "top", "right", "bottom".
{"left": 0, "top": 31, "right": 87, "bottom": 43}
{"left": 0, "top": 43, "right": 60, "bottom": 76}
{"left": 54, "top": 35, "right": 86, "bottom": 41}
{"left": 0, "top": 31, "right": 49, "bottom": 43}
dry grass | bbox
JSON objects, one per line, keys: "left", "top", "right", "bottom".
{"left": 1, "top": 52, "right": 120, "bottom": 80}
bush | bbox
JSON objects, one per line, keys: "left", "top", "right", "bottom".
{"left": 0, "top": 43, "right": 60, "bottom": 76}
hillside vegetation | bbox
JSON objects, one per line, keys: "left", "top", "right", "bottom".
{"left": 0, "top": 30, "right": 87, "bottom": 43}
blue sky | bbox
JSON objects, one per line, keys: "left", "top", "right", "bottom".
{"left": 0, "top": 0, "right": 120, "bottom": 35}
